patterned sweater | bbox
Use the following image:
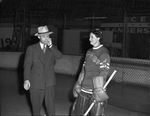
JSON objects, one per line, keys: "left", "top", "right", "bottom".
{"left": 81, "top": 45, "right": 110, "bottom": 90}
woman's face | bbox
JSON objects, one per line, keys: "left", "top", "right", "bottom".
{"left": 89, "top": 32, "right": 100, "bottom": 47}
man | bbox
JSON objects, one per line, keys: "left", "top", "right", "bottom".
{"left": 73, "top": 28, "right": 110, "bottom": 116}
{"left": 23, "top": 25, "right": 62, "bottom": 116}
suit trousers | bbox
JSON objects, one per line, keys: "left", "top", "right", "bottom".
{"left": 30, "top": 86, "right": 55, "bottom": 116}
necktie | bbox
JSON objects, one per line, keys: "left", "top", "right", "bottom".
{"left": 43, "top": 45, "right": 46, "bottom": 53}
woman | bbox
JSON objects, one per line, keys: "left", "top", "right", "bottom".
{"left": 73, "top": 28, "right": 110, "bottom": 116}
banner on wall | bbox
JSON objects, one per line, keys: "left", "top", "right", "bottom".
{"left": 101, "top": 16, "right": 150, "bottom": 59}
{"left": 0, "top": 25, "right": 57, "bottom": 50}
{"left": 0, "top": 27, "right": 13, "bottom": 48}
{"left": 101, "top": 16, "right": 150, "bottom": 52}
{"left": 101, "top": 16, "right": 150, "bottom": 34}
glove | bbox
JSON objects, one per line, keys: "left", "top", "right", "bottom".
{"left": 24, "top": 80, "right": 30, "bottom": 90}
{"left": 73, "top": 82, "right": 81, "bottom": 97}
{"left": 92, "top": 87, "right": 109, "bottom": 102}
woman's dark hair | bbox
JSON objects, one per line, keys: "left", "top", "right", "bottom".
{"left": 91, "top": 28, "right": 103, "bottom": 42}
{"left": 91, "top": 28, "right": 103, "bottom": 38}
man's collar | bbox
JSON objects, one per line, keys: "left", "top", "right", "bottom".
{"left": 39, "top": 42, "right": 46, "bottom": 49}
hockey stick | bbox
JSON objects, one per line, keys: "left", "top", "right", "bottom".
{"left": 83, "top": 70, "right": 117, "bottom": 116}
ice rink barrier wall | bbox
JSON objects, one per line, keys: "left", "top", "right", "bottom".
{"left": 1, "top": 52, "right": 150, "bottom": 113}
{"left": 0, "top": 52, "right": 150, "bottom": 87}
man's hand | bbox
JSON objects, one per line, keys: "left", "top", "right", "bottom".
{"left": 47, "top": 37, "right": 52, "bottom": 46}
{"left": 24, "top": 80, "right": 30, "bottom": 90}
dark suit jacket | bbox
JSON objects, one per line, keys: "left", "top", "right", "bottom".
{"left": 24, "top": 43, "right": 62, "bottom": 89}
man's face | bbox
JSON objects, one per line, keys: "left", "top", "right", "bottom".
{"left": 38, "top": 34, "right": 50, "bottom": 45}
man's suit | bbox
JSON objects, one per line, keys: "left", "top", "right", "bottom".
{"left": 24, "top": 42, "right": 62, "bottom": 115}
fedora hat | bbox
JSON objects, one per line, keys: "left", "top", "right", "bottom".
{"left": 35, "top": 25, "right": 53, "bottom": 36}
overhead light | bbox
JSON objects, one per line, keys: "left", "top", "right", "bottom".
{"left": 84, "top": 17, "right": 107, "bottom": 20}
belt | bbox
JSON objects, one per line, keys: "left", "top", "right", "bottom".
{"left": 81, "top": 87, "right": 93, "bottom": 94}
